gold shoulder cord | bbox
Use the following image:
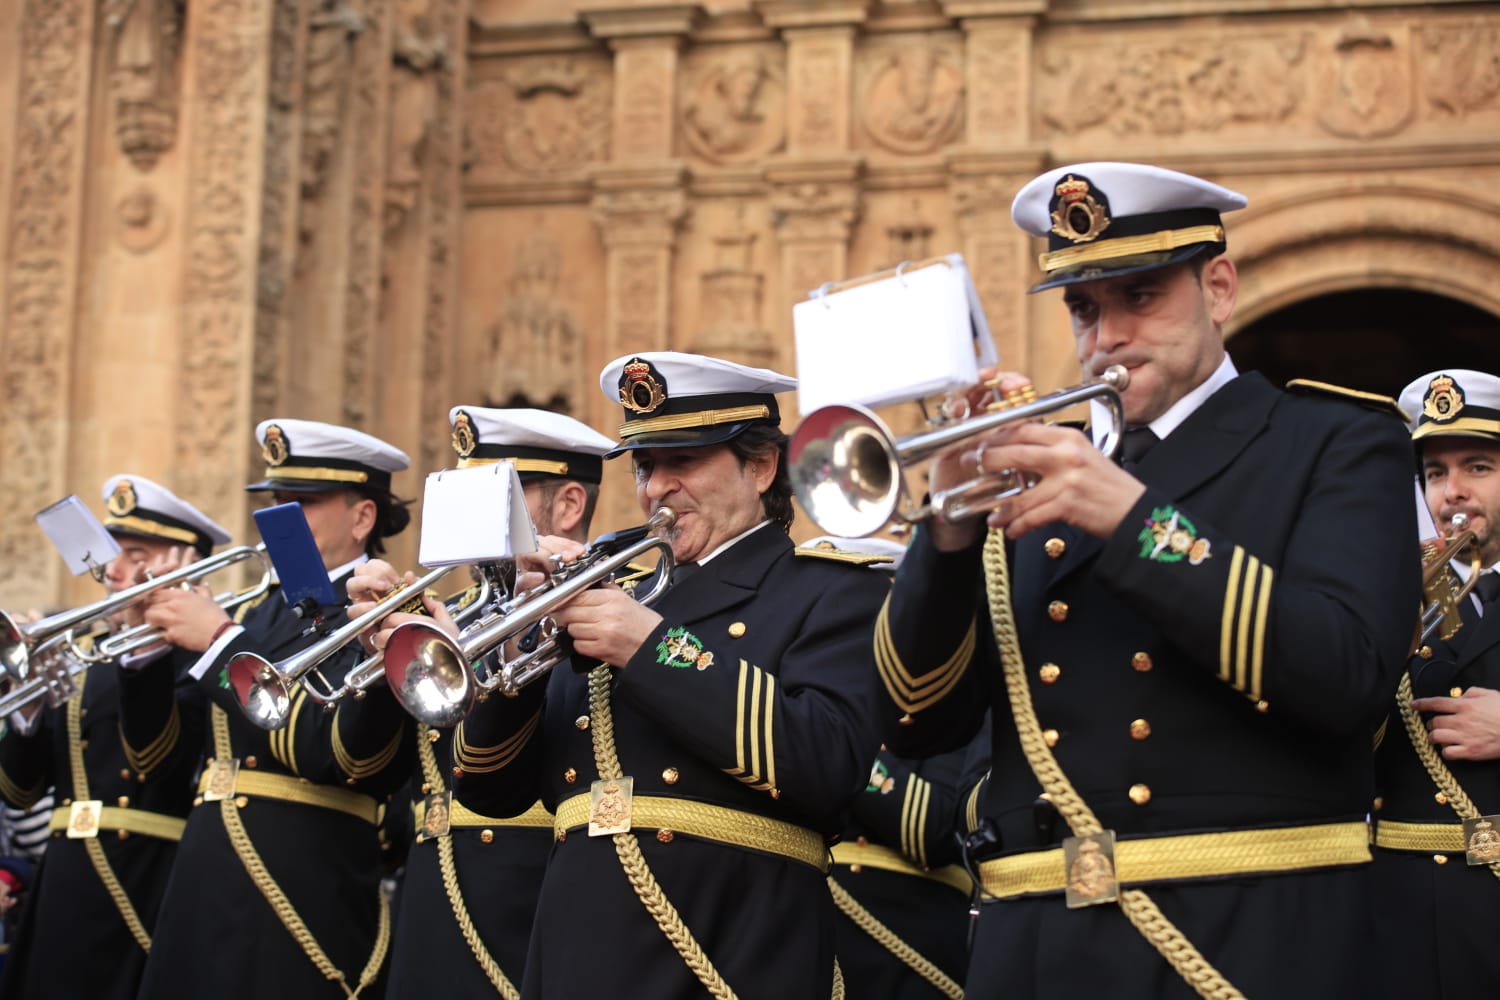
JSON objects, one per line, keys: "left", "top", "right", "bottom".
{"left": 586, "top": 666, "right": 845, "bottom": 1000}
{"left": 415, "top": 724, "right": 520, "bottom": 999}
{"left": 826, "top": 877, "right": 963, "bottom": 999}
{"left": 67, "top": 673, "right": 153, "bottom": 952}
{"left": 1395, "top": 674, "right": 1500, "bottom": 881}
{"left": 982, "top": 529, "right": 1244, "bottom": 1000}
{"left": 210, "top": 706, "right": 389, "bottom": 999}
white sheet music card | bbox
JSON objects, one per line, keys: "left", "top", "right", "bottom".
{"left": 794, "top": 253, "right": 999, "bottom": 416}
{"left": 36, "top": 495, "right": 122, "bottom": 577}
{"left": 418, "top": 463, "right": 539, "bottom": 568}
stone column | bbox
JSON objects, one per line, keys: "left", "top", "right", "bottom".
{"left": 0, "top": 0, "right": 100, "bottom": 610}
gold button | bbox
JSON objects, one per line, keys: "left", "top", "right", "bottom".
{"left": 61, "top": 799, "right": 71, "bottom": 806}
{"left": 235, "top": 795, "right": 249, "bottom": 808}
{"left": 1130, "top": 718, "right": 1151, "bottom": 740}
{"left": 564, "top": 768, "right": 578, "bottom": 784}
{"left": 898, "top": 714, "right": 914, "bottom": 726}
{"left": 770, "top": 787, "right": 782, "bottom": 800}
{"left": 1254, "top": 700, "right": 1270, "bottom": 714}
{"left": 1433, "top": 854, "right": 1449, "bottom": 865}
{"left": 427, "top": 729, "right": 441, "bottom": 743}
{"left": 856, "top": 835, "right": 869, "bottom": 847}
{"left": 119, "top": 768, "right": 132, "bottom": 780}
{"left": 556, "top": 829, "right": 567, "bottom": 843}
{"left": 1043, "top": 728, "right": 1060, "bottom": 747}
{"left": 481, "top": 830, "right": 494, "bottom": 844}
{"left": 1044, "top": 538, "right": 1066, "bottom": 559}
{"left": 1450, "top": 686, "right": 1464, "bottom": 698}
{"left": 452, "top": 767, "right": 464, "bottom": 779}
{"left": 1039, "top": 663, "right": 1061, "bottom": 684}
{"left": 346, "top": 778, "right": 357, "bottom": 786}
{"left": 662, "top": 767, "right": 680, "bottom": 785}
{"left": 1131, "top": 652, "right": 1152, "bottom": 672}
{"left": 1435, "top": 792, "right": 1449, "bottom": 805}
{"left": 1372, "top": 796, "right": 1384, "bottom": 812}
{"left": 117, "top": 796, "right": 130, "bottom": 808}
{"left": 117, "top": 830, "right": 129, "bottom": 841}
{"left": 137, "top": 773, "right": 146, "bottom": 784}
{"left": 575, "top": 715, "right": 590, "bottom": 730}
{"left": 1418, "top": 645, "right": 1433, "bottom": 659}
{"left": 728, "top": 622, "right": 747, "bottom": 638}
{"left": 245, "top": 756, "right": 257, "bottom": 768}
{"left": 193, "top": 796, "right": 203, "bottom": 806}
{"left": 657, "top": 829, "right": 674, "bottom": 843}
{"left": 1047, "top": 601, "right": 1069, "bottom": 622}
{"left": 1129, "top": 783, "right": 1152, "bottom": 805}
{"left": 79, "top": 739, "right": 88, "bottom": 750}
{"left": 420, "top": 782, "right": 431, "bottom": 795}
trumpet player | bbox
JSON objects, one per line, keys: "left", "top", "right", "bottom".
{"left": 131, "top": 419, "right": 416, "bottom": 1000}
{"left": 349, "top": 406, "right": 618, "bottom": 998}
{"left": 365, "top": 353, "right": 890, "bottom": 999}
{"left": 875, "top": 162, "right": 1420, "bottom": 998}
{"left": 1371, "top": 369, "right": 1500, "bottom": 997}
{"left": 0, "top": 475, "right": 227, "bottom": 1000}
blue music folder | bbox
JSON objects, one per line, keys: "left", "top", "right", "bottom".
{"left": 253, "top": 503, "right": 337, "bottom": 613}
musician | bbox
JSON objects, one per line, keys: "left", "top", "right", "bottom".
{"left": 131, "top": 419, "right": 416, "bottom": 1000}
{"left": 0, "top": 476, "right": 226, "bottom": 1000}
{"left": 1371, "top": 369, "right": 1500, "bottom": 996}
{"left": 354, "top": 407, "right": 618, "bottom": 998}
{"left": 368, "top": 353, "right": 889, "bottom": 998}
{"left": 876, "top": 162, "right": 1420, "bottom": 997}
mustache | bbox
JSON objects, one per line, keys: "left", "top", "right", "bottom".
{"left": 1084, "top": 353, "right": 1149, "bottom": 378}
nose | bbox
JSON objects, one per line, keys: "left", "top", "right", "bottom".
{"left": 641, "top": 466, "right": 678, "bottom": 503}
{"left": 1094, "top": 305, "right": 1130, "bottom": 353}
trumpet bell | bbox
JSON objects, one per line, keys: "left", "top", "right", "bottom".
{"left": 0, "top": 611, "right": 32, "bottom": 682}
{"left": 383, "top": 622, "right": 476, "bottom": 730}
{"left": 788, "top": 404, "right": 904, "bottom": 539}
{"left": 227, "top": 652, "right": 293, "bottom": 730}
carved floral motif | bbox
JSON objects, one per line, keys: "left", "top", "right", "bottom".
{"left": 1317, "top": 18, "right": 1413, "bottom": 139}
{"left": 1421, "top": 20, "right": 1500, "bottom": 117}
{"left": 860, "top": 44, "right": 964, "bottom": 154}
{"left": 104, "top": 0, "right": 185, "bottom": 171}
{"left": 1039, "top": 34, "right": 1307, "bottom": 137}
{"left": 681, "top": 48, "right": 785, "bottom": 164}
{"left": 485, "top": 231, "right": 582, "bottom": 412}
{"left": 468, "top": 57, "right": 610, "bottom": 175}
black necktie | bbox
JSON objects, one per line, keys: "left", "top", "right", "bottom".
{"left": 1476, "top": 571, "right": 1500, "bottom": 612}
{"left": 1119, "top": 427, "right": 1160, "bottom": 470}
{"left": 669, "top": 562, "right": 699, "bottom": 591}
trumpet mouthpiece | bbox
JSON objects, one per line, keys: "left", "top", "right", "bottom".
{"left": 1101, "top": 364, "right": 1130, "bottom": 389}
{"left": 651, "top": 507, "right": 677, "bottom": 531}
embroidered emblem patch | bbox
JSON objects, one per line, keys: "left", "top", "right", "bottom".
{"left": 656, "top": 626, "right": 713, "bottom": 670}
{"left": 1422, "top": 374, "right": 1465, "bottom": 423}
{"left": 866, "top": 759, "right": 895, "bottom": 795}
{"left": 1137, "top": 506, "right": 1211, "bottom": 565}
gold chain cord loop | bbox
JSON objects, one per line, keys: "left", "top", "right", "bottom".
{"left": 826, "top": 877, "right": 963, "bottom": 999}
{"left": 210, "top": 706, "right": 389, "bottom": 999}
{"left": 67, "top": 675, "right": 153, "bottom": 952}
{"left": 416, "top": 723, "right": 521, "bottom": 999}
{"left": 982, "top": 529, "right": 1245, "bottom": 1000}
{"left": 1394, "top": 673, "right": 1500, "bottom": 881}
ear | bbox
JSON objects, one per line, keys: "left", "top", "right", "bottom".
{"left": 747, "top": 448, "right": 779, "bottom": 495}
{"left": 1201, "top": 255, "right": 1237, "bottom": 327}
{"left": 549, "top": 481, "right": 589, "bottom": 536}
{"left": 350, "top": 495, "right": 378, "bottom": 544}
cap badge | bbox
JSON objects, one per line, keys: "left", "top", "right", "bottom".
{"left": 262, "top": 424, "right": 290, "bottom": 466}
{"left": 619, "top": 357, "right": 668, "bottom": 415}
{"left": 1422, "top": 374, "right": 1465, "bottom": 424}
{"left": 106, "top": 479, "right": 138, "bottom": 517}
{"left": 1050, "top": 174, "right": 1111, "bottom": 244}
{"left": 451, "top": 410, "right": 477, "bottom": 458}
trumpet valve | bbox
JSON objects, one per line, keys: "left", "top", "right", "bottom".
{"left": 986, "top": 383, "right": 1038, "bottom": 414}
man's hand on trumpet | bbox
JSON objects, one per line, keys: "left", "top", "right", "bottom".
{"left": 512, "top": 536, "right": 664, "bottom": 670}
{"left": 347, "top": 560, "right": 455, "bottom": 654}
{"left": 142, "top": 583, "right": 231, "bottom": 653}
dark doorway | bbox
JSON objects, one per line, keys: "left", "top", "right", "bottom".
{"left": 1229, "top": 289, "right": 1500, "bottom": 399}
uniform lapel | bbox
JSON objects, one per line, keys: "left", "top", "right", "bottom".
{"left": 1457, "top": 602, "right": 1500, "bottom": 668}
{"left": 655, "top": 523, "right": 787, "bottom": 625}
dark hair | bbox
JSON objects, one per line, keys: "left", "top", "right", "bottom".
{"left": 729, "top": 423, "right": 794, "bottom": 531}
{"left": 531, "top": 479, "right": 602, "bottom": 538}
{"left": 350, "top": 487, "right": 414, "bottom": 557}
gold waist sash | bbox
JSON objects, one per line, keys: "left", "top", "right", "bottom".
{"left": 555, "top": 793, "right": 828, "bottom": 872}
{"left": 829, "top": 840, "right": 971, "bottom": 895}
{"left": 195, "top": 768, "right": 380, "bottom": 826}
{"left": 412, "top": 796, "right": 554, "bottom": 830}
{"left": 49, "top": 805, "right": 187, "bottom": 842}
{"left": 1373, "top": 819, "right": 1466, "bottom": 853}
{"left": 978, "top": 820, "right": 1371, "bottom": 898}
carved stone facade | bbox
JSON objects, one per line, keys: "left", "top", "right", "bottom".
{"left": 1, "top": 0, "right": 1498, "bottom": 607}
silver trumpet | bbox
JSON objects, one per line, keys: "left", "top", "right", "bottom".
{"left": 380, "top": 507, "right": 677, "bottom": 729}
{"left": 228, "top": 565, "right": 459, "bottom": 730}
{"left": 788, "top": 366, "right": 1129, "bottom": 537}
{"left": 0, "top": 544, "right": 271, "bottom": 716}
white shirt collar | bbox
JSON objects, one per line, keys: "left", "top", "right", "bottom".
{"left": 694, "top": 520, "right": 771, "bottom": 567}
{"left": 1091, "top": 353, "right": 1239, "bottom": 446}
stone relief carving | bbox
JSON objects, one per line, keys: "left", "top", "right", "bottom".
{"left": 790, "top": 44, "right": 840, "bottom": 149}
{"left": 117, "top": 186, "right": 169, "bottom": 252}
{"left": 617, "top": 55, "right": 673, "bottom": 162}
{"left": 484, "top": 230, "right": 582, "bottom": 413}
{"left": 298, "top": 1, "right": 363, "bottom": 257}
{"left": 384, "top": 0, "right": 446, "bottom": 235}
{"left": 884, "top": 204, "right": 933, "bottom": 267}
{"left": 104, "top": 0, "right": 185, "bottom": 171}
{"left": 1039, "top": 34, "right": 1307, "bottom": 137}
{"left": 860, "top": 44, "right": 964, "bottom": 154}
{"left": 1317, "top": 18, "right": 1413, "bottom": 140}
{"left": 968, "top": 30, "right": 1021, "bottom": 142}
{"left": 1421, "top": 20, "right": 1500, "bottom": 117}
{"left": 768, "top": 181, "right": 860, "bottom": 241}
{"left": 691, "top": 222, "right": 775, "bottom": 368}
{"left": 468, "top": 58, "right": 610, "bottom": 175}
{"left": 681, "top": 48, "right": 785, "bottom": 164}
{"left": 1, "top": 0, "right": 87, "bottom": 606}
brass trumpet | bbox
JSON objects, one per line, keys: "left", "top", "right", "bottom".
{"left": 788, "top": 366, "right": 1129, "bottom": 537}
{"left": 0, "top": 543, "right": 271, "bottom": 716}
{"left": 380, "top": 507, "right": 677, "bottom": 729}
{"left": 1416, "top": 512, "right": 1481, "bottom": 648}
